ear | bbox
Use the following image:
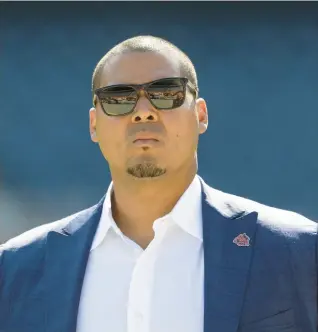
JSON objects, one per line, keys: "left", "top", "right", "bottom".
{"left": 89, "top": 108, "right": 98, "bottom": 143}
{"left": 195, "top": 98, "right": 208, "bottom": 134}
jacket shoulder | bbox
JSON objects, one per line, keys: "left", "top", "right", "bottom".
{"left": 202, "top": 180, "right": 317, "bottom": 277}
{"left": 202, "top": 180, "right": 317, "bottom": 237}
{"left": 0, "top": 206, "right": 94, "bottom": 257}
{"left": 0, "top": 204, "right": 99, "bottom": 306}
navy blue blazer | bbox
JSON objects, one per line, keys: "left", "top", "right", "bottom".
{"left": 0, "top": 178, "right": 317, "bottom": 332}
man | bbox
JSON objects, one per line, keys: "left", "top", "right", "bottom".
{"left": 0, "top": 35, "right": 317, "bottom": 332}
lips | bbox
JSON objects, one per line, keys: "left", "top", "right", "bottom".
{"left": 133, "top": 138, "right": 159, "bottom": 143}
{"left": 133, "top": 133, "right": 159, "bottom": 143}
{"left": 133, "top": 138, "right": 160, "bottom": 147}
{"left": 132, "top": 135, "right": 161, "bottom": 147}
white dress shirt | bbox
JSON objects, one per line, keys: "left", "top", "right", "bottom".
{"left": 77, "top": 175, "right": 204, "bottom": 332}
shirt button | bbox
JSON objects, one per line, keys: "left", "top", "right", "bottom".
{"left": 135, "top": 312, "right": 143, "bottom": 320}
{"left": 128, "top": 309, "right": 144, "bottom": 332}
{"left": 133, "top": 311, "right": 143, "bottom": 329}
{"left": 135, "top": 312, "right": 144, "bottom": 327}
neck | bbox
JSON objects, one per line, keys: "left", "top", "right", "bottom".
{"left": 110, "top": 163, "right": 197, "bottom": 248}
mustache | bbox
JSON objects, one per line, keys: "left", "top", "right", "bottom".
{"left": 127, "top": 123, "right": 166, "bottom": 139}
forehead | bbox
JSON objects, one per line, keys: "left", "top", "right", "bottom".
{"left": 100, "top": 51, "right": 181, "bottom": 87}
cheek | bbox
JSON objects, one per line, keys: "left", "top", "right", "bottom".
{"left": 96, "top": 118, "right": 126, "bottom": 155}
{"left": 168, "top": 112, "right": 199, "bottom": 147}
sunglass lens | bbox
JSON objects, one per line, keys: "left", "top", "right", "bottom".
{"left": 98, "top": 86, "right": 137, "bottom": 115}
{"left": 148, "top": 78, "right": 185, "bottom": 109}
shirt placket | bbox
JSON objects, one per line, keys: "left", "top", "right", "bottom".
{"left": 127, "top": 218, "right": 169, "bottom": 332}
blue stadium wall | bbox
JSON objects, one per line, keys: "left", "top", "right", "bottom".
{"left": 0, "top": 2, "right": 317, "bottom": 241}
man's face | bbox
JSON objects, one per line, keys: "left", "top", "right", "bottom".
{"left": 89, "top": 51, "right": 208, "bottom": 179}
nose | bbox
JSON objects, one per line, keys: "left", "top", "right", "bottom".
{"left": 131, "top": 95, "right": 159, "bottom": 123}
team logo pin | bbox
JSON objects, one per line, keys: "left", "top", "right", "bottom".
{"left": 233, "top": 233, "right": 250, "bottom": 247}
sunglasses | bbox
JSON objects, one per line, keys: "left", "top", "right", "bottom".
{"left": 94, "top": 77, "right": 198, "bottom": 116}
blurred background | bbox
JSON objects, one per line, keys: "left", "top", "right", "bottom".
{"left": 1, "top": 2, "right": 317, "bottom": 243}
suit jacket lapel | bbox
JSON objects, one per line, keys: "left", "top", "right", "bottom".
{"left": 44, "top": 198, "right": 104, "bottom": 332}
{"left": 200, "top": 179, "right": 259, "bottom": 332}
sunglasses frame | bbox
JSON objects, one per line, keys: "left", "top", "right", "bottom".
{"left": 94, "top": 77, "right": 198, "bottom": 116}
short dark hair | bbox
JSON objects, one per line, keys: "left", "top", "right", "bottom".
{"left": 92, "top": 35, "right": 198, "bottom": 104}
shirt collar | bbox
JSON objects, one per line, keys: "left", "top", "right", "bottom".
{"left": 90, "top": 175, "right": 203, "bottom": 251}
{"left": 90, "top": 182, "right": 116, "bottom": 251}
{"left": 169, "top": 175, "right": 203, "bottom": 241}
